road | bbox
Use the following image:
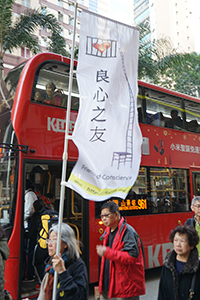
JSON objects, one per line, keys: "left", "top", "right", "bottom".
{"left": 88, "top": 267, "right": 162, "bottom": 300}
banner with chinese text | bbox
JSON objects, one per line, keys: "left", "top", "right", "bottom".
{"left": 66, "top": 10, "right": 142, "bottom": 201}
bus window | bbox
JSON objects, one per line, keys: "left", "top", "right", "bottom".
{"left": 0, "top": 123, "right": 18, "bottom": 235}
{"left": 150, "top": 168, "right": 190, "bottom": 213}
{"left": 1, "top": 62, "right": 25, "bottom": 111}
{"left": 145, "top": 89, "right": 184, "bottom": 129}
{"left": 94, "top": 167, "right": 150, "bottom": 217}
{"left": 31, "top": 61, "right": 79, "bottom": 110}
{"left": 184, "top": 99, "right": 200, "bottom": 133}
{"left": 192, "top": 172, "right": 200, "bottom": 196}
{"left": 137, "top": 89, "right": 144, "bottom": 123}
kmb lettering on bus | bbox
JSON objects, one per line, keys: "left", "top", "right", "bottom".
{"left": 147, "top": 242, "right": 173, "bottom": 268}
{"left": 47, "top": 117, "right": 75, "bottom": 134}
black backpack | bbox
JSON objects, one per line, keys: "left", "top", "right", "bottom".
{"left": 37, "top": 208, "right": 58, "bottom": 249}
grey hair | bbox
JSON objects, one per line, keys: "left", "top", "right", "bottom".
{"left": 49, "top": 223, "right": 80, "bottom": 260}
{"left": 191, "top": 196, "right": 200, "bottom": 206}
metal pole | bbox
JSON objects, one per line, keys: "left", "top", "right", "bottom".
{"left": 52, "top": 2, "right": 78, "bottom": 299}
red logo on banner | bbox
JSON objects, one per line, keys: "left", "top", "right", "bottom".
{"left": 92, "top": 42, "right": 111, "bottom": 53}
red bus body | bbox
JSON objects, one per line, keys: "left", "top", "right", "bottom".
{"left": 0, "top": 53, "right": 199, "bottom": 298}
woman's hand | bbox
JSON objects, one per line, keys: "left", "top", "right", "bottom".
{"left": 52, "top": 254, "right": 66, "bottom": 274}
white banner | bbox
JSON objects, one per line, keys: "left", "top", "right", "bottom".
{"left": 66, "top": 10, "right": 142, "bottom": 201}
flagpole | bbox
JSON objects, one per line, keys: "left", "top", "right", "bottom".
{"left": 52, "top": 2, "right": 78, "bottom": 300}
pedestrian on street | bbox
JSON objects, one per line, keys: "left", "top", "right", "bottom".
{"left": 158, "top": 224, "right": 200, "bottom": 300}
{"left": 37, "top": 222, "right": 88, "bottom": 300}
{"left": 96, "top": 201, "right": 145, "bottom": 300}
{"left": 185, "top": 195, "right": 200, "bottom": 257}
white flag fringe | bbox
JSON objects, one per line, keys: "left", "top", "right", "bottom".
{"left": 67, "top": 10, "right": 142, "bottom": 201}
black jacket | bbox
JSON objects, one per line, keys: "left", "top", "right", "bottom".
{"left": 57, "top": 257, "right": 88, "bottom": 300}
{"left": 158, "top": 248, "right": 200, "bottom": 300}
{"left": 185, "top": 216, "right": 195, "bottom": 227}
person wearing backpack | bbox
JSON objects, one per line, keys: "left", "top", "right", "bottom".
{"left": 96, "top": 201, "right": 145, "bottom": 300}
{"left": 34, "top": 184, "right": 51, "bottom": 209}
{"left": 33, "top": 205, "right": 58, "bottom": 283}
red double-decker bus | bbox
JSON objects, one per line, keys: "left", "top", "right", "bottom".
{"left": 0, "top": 52, "right": 200, "bottom": 299}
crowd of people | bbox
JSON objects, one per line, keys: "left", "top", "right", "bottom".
{"left": 2, "top": 196, "right": 200, "bottom": 299}
{"left": 144, "top": 108, "right": 200, "bottom": 133}
{"left": 33, "top": 82, "right": 66, "bottom": 108}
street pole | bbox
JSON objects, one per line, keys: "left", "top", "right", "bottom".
{"left": 52, "top": 2, "right": 78, "bottom": 300}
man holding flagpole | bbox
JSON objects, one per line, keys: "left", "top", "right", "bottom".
{"left": 96, "top": 201, "right": 145, "bottom": 300}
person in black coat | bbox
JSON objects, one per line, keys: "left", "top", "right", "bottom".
{"left": 24, "top": 199, "right": 45, "bottom": 281}
{"left": 38, "top": 222, "right": 88, "bottom": 300}
{"left": 158, "top": 225, "right": 200, "bottom": 300}
{"left": 185, "top": 195, "right": 200, "bottom": 257}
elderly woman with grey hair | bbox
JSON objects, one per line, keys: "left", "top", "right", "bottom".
{"left": 38, "top": 223, "right": 88, "bottom": 300}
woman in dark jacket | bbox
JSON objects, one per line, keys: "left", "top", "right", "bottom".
{"left": 38, "top": 222, "right": 88, "bottom": 300}
{"left": 158, "top": 225, "right": 200, "bottom": 300}
{"left": 0, "top": 225, "right": 9, "bottom": 299}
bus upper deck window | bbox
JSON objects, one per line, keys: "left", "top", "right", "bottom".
{"left": 43, "top": 82, "right": 62, "bottom": 106}
{"left": 165, "top": 109, "right": 183, "bottom": 130}
{"left": 32, "top": 61, "right": 79, "bottom": 110}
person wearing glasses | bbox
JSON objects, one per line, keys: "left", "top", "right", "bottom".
{"left": 38, "top": 223, "right": 88, "bottom": 300}
{"left": 96, "top": 201, "right": 145, "bottom": 300}
{"left": 185, "top": 196, "right": 200, "bottom": 257}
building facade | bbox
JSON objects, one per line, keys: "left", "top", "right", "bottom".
{"left": 4, "top": 0, "right": 87, "bottom": 76}
{"left": 3, "top": 0, "right": 135, "bottom": 76}
{"left": 133, "top": 0, "right": 199, "bottom": 54}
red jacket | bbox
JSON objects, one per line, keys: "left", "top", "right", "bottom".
{"left": 99, "top": 217, "right": 145, "bottom": 298}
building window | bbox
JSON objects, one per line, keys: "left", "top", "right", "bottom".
{"left": 89, "top": 0, "right": 98, "bottom": 13}
{"left": 58, "top": 12, "right": 63, "bottom": 22}
{"left": 188, "top": 47, "right": 190, "bottom": 51}
{"left": 41, "top": 6, "right": 47, "bottom": 15}
{"left": 134, "top": 0, "right": 141, "bottom": 5}
{"left": 21, "top": 47, "right": 30, "bottom": 58}
{"left": 69, "top": 4, "right": 75, "bottom": 12}
{"left": 59, "top": 27, "right": 64, "bottom": 37}
{"left": 21, "top": 0, "right": 30, "bottom": 7}
{"left": 187, "top": 36, "right": 189, "bottom": 40}
{"left": 69, "top": 17, "right": 74, "bottom": 26}
{"left": 77, "top": 22, "right": 80, "bottom": 30}
{"left": 77, "top": 9, "right": 81, "bottom": 17}
{"left": 58, "top": 0, "right": 63, "bottom": 7}
{"left": 176, "top": 21, "right": 178, "bottom": 25}
{"left": 135, "top": 8, "right": 149, "bottom": 25}
{"left": 41, "top": 37, "right": 47, "bottom": 47}
{"left": 177, "top": 32, "right": 179, "bottom": 36}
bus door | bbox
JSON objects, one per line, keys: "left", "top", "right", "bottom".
{"left": 190, "top": 166, "right": 200, "bottom": 198}
{"left": 21, "top": 161, "right": 88, "bottom": 299}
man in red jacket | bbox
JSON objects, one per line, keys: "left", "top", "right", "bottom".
{"left": 96, "top": 201, "right": 145, "bottom": 300}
